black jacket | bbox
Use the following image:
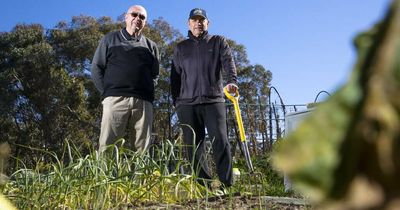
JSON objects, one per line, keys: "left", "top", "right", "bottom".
{"left": 171, "top": 31, "right": 237, "bottom": 106}
{"left": 91, "top": 28, "right": 159, "bottom": 102}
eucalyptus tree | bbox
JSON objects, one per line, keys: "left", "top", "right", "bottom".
{"left": 0, "top": 24, "right": 94, "bottom": 169}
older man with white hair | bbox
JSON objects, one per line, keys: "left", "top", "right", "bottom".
{"left": 91, "top": 5, "right": 159, "bottom": 154}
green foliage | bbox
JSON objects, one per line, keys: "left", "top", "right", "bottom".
{"left": 0, "top": 23, "right": 96, "bottom": 170}
{"left": 272, "top": 1, "right": 400, "bottom": 207}
{"left": 49, "top": 16, "right": 106, "bottom": 73}
{"left": 1, "top": 140, "right": 285, "bottom": 209}
{"left": 234, "top": 153, "right": 286, "bottom": 197}
{"left": 2, "top": 140, "right": 198, "bottom": 209}
{"left": 238, "top": 64, "right": 272, "bottom": 104}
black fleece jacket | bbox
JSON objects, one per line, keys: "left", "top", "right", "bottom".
{"left": 171, "top": 31, "right": 237, "bottom": 106}
{"left": 91, "top": 28, "right": 159, "bottom": 102}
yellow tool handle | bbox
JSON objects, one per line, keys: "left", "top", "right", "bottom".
{"left": 223, "top": 87, "right": 246, "bottom": 143}
{"left": 224, "top": 86, "right": 255, "bottom": 173}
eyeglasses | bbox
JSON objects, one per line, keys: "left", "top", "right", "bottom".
{"left": 129, "top": 12, "right": 146, "bottom": 21}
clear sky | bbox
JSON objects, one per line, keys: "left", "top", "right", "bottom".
{"left": 0, "top": 0, "right": 391, "bottom": 105}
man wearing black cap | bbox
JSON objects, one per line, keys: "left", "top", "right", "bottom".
{"left": 171, "top": 8, "right": 238, "bottom": 189}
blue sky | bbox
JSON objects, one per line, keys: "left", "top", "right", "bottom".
{"left": 1, "top": 0, "right": 391, "bottom": 105}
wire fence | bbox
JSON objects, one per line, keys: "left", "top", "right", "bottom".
{"left": 152, "top": 102, "right": 310, "bottom": 157}
{"left": 152, "top": 87, "right": 329, "bottom": 157}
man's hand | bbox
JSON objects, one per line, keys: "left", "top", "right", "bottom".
{"left": 225, "top": 83, "right": 238, "bottom": 94}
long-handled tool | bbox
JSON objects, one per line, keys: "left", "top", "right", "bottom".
{"left": 224, "top": 87, "right": 254, "bottom": 173}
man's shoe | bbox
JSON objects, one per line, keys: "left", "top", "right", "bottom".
{"left": 213, "top": 187, "right": 228, "bottom": 196}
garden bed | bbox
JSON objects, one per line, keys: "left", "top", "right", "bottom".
{"left": 134, "top": 195, "right": 310, "bottom": 209}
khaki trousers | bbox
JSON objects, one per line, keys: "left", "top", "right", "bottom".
{"left": 99, "top": 96, "right": 153, "bottom": 154}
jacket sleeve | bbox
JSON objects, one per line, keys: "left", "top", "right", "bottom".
{"left": 219, "top": 36, "right": 238, "bottom": 85}
{"left": 91, "top": 36, "right": 108, "bottom": 95}
{"left": 171, "top": 46, "right": 182, "bottom": 106}
{"left": 152, "top": 44, "right": 160, "bottom": 86}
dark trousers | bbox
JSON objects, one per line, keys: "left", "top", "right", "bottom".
{"left": 176, "top": 102, "right": 233, "bottom": 187}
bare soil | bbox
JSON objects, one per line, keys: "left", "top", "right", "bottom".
{"left": 134, "top": 195, "right": 311, "bottom": 209}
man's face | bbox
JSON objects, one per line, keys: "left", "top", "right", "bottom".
{"left": 188, "top": 16, "right": 209, "bottom": 37}
{"left": 125, "top": 6, "right": 147, "bottom": 34}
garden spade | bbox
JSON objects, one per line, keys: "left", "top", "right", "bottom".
{"left": 224, "top": 87, "right": 254, "bottom": 173}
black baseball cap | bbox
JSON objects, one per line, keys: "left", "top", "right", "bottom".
{"left": 189, "top": 8, "right": 207, "bottom": 19}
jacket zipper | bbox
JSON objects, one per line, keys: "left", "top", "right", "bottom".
{"left": 196, "top": 40, "right": 203, "bottom": 104}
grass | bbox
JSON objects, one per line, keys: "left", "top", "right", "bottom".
{"left": 0, "top": 139, "right": 288, "bottom": 209}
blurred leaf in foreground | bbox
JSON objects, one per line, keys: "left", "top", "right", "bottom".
{"left": 273, "top": 0, "right": 400, "bottom": 209}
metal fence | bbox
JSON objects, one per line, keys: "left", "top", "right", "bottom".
{"left": 151, "top": 88, "right": 331, "bottom": 157}
{"left": 152, "top": 102, "right": 309, "bottom": 157}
